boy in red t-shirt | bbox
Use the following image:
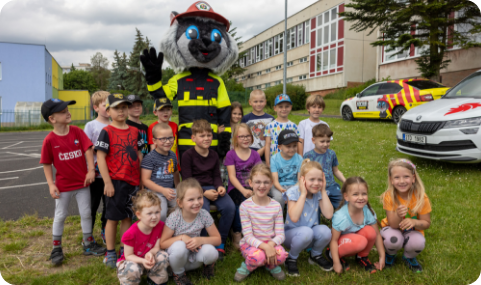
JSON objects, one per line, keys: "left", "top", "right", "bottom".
{"left": 148, "top": 98, "right": 179, "bottom": 164}
{"left": 95, "top": 94, "right": 144, "bottom": 269}
{"left": 40, "top": 99, "right": 106, "bottom": 266}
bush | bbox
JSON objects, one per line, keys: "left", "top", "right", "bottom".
{"left": 264, "top": 84, "right": 308, "bottom": 111}
{"left": 325, "top": 79, "right": 376, "bottom": 100}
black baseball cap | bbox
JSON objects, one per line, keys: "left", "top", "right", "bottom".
{"left": 106, "top": 93, "right": 132, "bottom": 109}
{"left": 278, "top": 129, "right": 299, "bottom": 145}
{"left": 127, "top": 94, "right": 143, "bottom": 104}
{"left": 154, "top": 97, "right": 173, "bottom": 111}
{"left": 41, "top": 98, "right": 76, "bottom": 122}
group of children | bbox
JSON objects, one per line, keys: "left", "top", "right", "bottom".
{"left": 39, "top": 89, "right": 431, "bottom": 285}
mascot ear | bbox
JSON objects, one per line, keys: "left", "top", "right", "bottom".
{"left": 170, "top": 11, "right": 178, "bottom": 22}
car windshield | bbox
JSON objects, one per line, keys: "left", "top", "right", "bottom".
{"left": 406, "top": 81, "right": 445, "bottom": 90}
{"left": 444, "top": 72, "right": 481, "bottom": 98}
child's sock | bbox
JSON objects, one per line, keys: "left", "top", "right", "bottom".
{"left": 215, "top": 244, "right": 225, "bottom": 250}
{"left": 53, "top": 236, "right": 62, "bottom": 248}
{"left": 107, "top": 249, "right": 116, "bottom": 257}
{"left": 267, "top": 266, "right": 282, "bottom": 274}
{"left": 237, "top": 262, "right": 250, "bottom": 275}
{"left": 83, "top": 233, "right": 93, "bottom": 246}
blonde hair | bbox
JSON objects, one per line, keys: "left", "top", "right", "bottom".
{"left": 306, "top": 94, "right": 325, "bottom": 110}
{"left": 232, "top": 123, "right": 253, "bottom": 148}
{"left": 191, "top": 119, "right": 212, "bottom": 135}
{"left": 249, "top": 89, "right": 266, "bottom": 100}
{"left": 380, "top": 158, "right": 426, "bottom": 215}
{"left": 176, "top": 178, "right": 204, "bottom": 208}
{"left": 91, "top": 91, "right": 110, "bottom": 107}
{"left": 132, "top": 190, "right": 161, "bottom": 214}
{"left": 249, "top": 163, "right": 273, "bottom": 182}
{"left": 299, "top": 158, "right": 324, "bottom": 179}
{"left": 152, "top": 122, "right": 172, "bottom": 138}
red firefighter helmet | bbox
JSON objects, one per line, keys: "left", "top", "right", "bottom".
{"left": 170, "top": 1, "right": 231, "bottom": 32}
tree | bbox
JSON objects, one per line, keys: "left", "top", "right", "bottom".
{"left": 221, "top": 22, "right": 247, "bottom": 83}
{"left": 124, "top": 28, "right": 150, "bottom": 98}
{"left": 341, "top": 0, "right": 481, "bottom": 81}
{"left": 90, "top": 52, "right": 111, "bottom": 90}
{"left": 109, "top": 50, "right": 129, "bottom": 90}
{"left": 63, "top": 70, "right": 98, "bottom": 93}
{"left": 70, "top": 63, "right": 76, "bottom": 72}
{"left": 161, "top": 67, "right": 175, "bottom": 85}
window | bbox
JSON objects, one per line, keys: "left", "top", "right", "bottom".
{"left": 287, "top": 61, "right": 294, "bottom": 67}
{"left": 291, "top": 27, "right": 296, "bottom": 49}
{"left": 286, "top": 30, "right": 291, "bottom": 50}
{"left": 361, "top": 84, "right": 382, "bottom": 97}
{"left": 324, "top": 11, "right": 330, "bottom": 23}
{"left": 256, "top": 44, "right": 264, "bottom": 62}
{"left": 317, "top": 28, "right": 323, "bottom": 47}
{"left": 247, "top": 74, "right": 251, "bottom": 78}
{"left": 275, "top": 65, "right": 282, "bottom": 70}
{"left": 299, "top": 57, "right": 308, "bottom": 63}
{"left": 274, "top": 35, "right": 279, "bottom": 55}
{"left": 322, "top": 50, "right": 328, "bottom": 70}
{"left": 331, "top": 7, "right": 337, "bottom": 21}
{"left": 329, "top": 49, "right": 336, "bottom": 69}
{"left": 251, "top": 48, "right": 255, "bottom": 64}
{"left": 406, "top": 81, "right": 445, "bottom": 90}
{"left": 298, "top": 24, "right": 303, "bottom": 46}
{"left": 257, "top": 71, "right": 262, "bottom": 76}
{"left": 242, "top": 76, "right": 246, "bottom": 80}
{"left": 316, "top": 54, "right": 322, "bottom": 72}
{"left": 266, "top": 39, "right": 273, "bottom": 59}
{"left": 378, "top": 83, "right": 403, "bottom": 94}
{"left": 256, "top": 85, "right": 262, "bottom": 89}
{"left": 286, "top": 78, "right": 293, "bottom": 83}
{"left": 265, "top": 83, "right": 271, "bottom": 88}
{"left": 266, "top": 68, "right": 271, "bottom": 73}
{"left": 305, "top": 20, "right": 310, "bottom": 44}
{"left": 247, "top": 50, "right": 251, "bottom": 65}
{"left": 275, "top": 80, "right": 282, "bottom": 85}
{"left": 317, "top": 15, "right": 322, "bottom": 27}
{"left": 323, "top": 25, "right": 329, "bottom": 45}
{"left": 315, "top": 6, "right": 339, "bottom": 48}
{"left": 331, "top": 22, "right": 337, "bottom": 42}
{"left": 298, "top": 74, "right": 307, "bottom": 80}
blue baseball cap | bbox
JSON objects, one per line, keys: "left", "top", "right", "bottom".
{"left": 274, "top": 94, "right": 292, "bottom": 106}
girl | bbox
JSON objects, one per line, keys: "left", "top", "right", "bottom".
{"left": 220, "top": 101, "right": 244, "bottom": 188}
{"left": 234, "top": 163, "right": 288, "bottom": 282}
{"left": 283, "top": 159, "right": 334, "bottom": 277}
{"left": 160, "top": 178, "right": 221, "bottom": 285}
{"left": 224, "top": 123, "right": 262, "bottom": 250}
{"left": 116, "top": 190, "right": 169, "bottom": 285}
{"left": 328, "top": 177, "right": 385, "bottom": 274}
{"left": 380, "top": 159, "right": 431, "bottom": 273}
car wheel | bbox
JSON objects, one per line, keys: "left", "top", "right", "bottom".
{"left": 342, "top": 106, "right": 354, "bottom": 121}
{"left": 392, "top": 106, "right": 407, "bottom": 124}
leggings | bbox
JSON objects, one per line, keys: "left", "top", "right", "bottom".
{"left": 167, "top": 241, "right": 218, "bottom": 275}
{"left": 284, "top": 225, "right": 332, "bottom": 259}
{"left": 53, "top": 187, "right": 92, "bottom": 236}
{"left": 240, "top": 243, "right": 288, "bottom": 271}
{"left": 337, "top": 225, "right": 377, "bottom": 258}
{"left": 381, "top": 226, "right": 425, "bottom": 258}
{"left": 117, "top": 250, "right": 169, "bottom": 285}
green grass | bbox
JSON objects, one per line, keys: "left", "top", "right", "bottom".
{"left": 1, "top": 113, "right": 480, "bottom": 284}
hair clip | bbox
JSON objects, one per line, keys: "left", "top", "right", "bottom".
{"left": 400, "top": 159, "right": 416, "bottom": 173}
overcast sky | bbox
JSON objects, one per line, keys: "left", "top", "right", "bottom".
{"left": 0, "top": 0, "right": 319, "bottom": 68}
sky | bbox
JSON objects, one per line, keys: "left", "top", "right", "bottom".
{"left": 0, "top": 0, "right": 319, "bottom": 68}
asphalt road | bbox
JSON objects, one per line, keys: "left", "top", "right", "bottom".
{"left": 0, "top": 131, "right": 85, "bottom": 220}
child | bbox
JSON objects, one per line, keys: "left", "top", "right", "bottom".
{"left": 241, "top": 90, "right": 274, "bottom": 161}
{"left": 269, "top": 129, "right": 303, "bottom": 206}
{"left": 380, "top": 159, "right": 431, "bottom": 273}
{"left": 181, "top": 119, "right": 235, "bottom": 260}
{"left": 224, "top": 123, "right": 262, "bottom": 250}
{"left": 220, "top": 101, "right": 244, "bottom": 188}
{"left": 141, "top": 123, "right": 180, "bottom": 222}
{"left": 148, "top": 98, "right": 179, "bottom": 163}
{"left": 126, "top": 94, "right": 149, "bottom": 156}
{"left": 283, "top": 159, "right": 333, "bottom": 276}
{"left": 303, "top": 124, "right": 346, "bottom": 209}
{"left": 95, "top": 94, "right": 144, "bottom": 268}
{"left": 117, "top": 190, "right": 169, "bottom": 285}
{"left": 264, "top": 94, "right": 300, "bottom": 167}
{"left": 328, "top": 177, "right": 385, "bottom": 274}
{"left": 234, "top": 163, "right": 288, "bottom": 282}
{"left": 40, "top": 99, "right": 106, "bottom": 266}
{"left": 298, "top": 94, "right": 329, "bottom": 155}
{"left": 83, "top": 91, "right": 110, "bottom": 244}
{"left": 160, "top": 178, "right": 221, "bottom": 285}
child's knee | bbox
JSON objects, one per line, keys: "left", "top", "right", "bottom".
{"left": 362, "top": 225, "right": 377, "bottom": 241}
{"left": 246, "top": 248, "right": 267, "bottom": 268}
{"left": 169, "top": 241, "right": 189, "bottom": 257}
{"left": 313, "top": 225, "right": 332, "bottom": 243}
{"left": 274, "top": 246, "right": 288, "bottom": 263}
{"left": 154, "top": 250, "right": 169, "bottom": 264}
{"left": 405, "top": 232, "right": 426, "bottom": 252}
{"left": 199, "top": 244, "right": 218, "bottom": 265}
{"left": 117, "top": 261, "right": 142, "bottom": 283}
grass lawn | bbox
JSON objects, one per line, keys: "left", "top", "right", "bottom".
{"left": 1, "top": 112, "right": 480, "bottom": 284}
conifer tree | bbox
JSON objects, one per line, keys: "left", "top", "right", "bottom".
{"left": 124, "top": 28, "right": 150, "bottom": 98}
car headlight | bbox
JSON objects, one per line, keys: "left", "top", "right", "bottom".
{"left": 442, "top": 117, "right": 481, "bottom": 129}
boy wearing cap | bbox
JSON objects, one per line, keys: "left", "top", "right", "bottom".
{"left": 264, "top": 94, "right": 300, "bottom": 167}
{"left": 126, "top": 94, "right": 149, "bottom": 156}
{"left": 40, "top": 99, "right": 106, "bottom": 266}
{"left": 269, "top": 129, "right": 303, "bottom": 206}
{"left": 95, "top": 94, "right": 144, "bottom": 268}
{"left": 148, "top": 98, "right": 179, "bottom": 164}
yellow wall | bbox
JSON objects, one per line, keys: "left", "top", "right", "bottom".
{"left": 58, "top": 90, "right": 91, "bottom": 121}
{"left": 52, "top": 58, "right": 59, "bottom": 89}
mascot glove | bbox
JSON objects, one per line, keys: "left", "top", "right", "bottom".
{"left": 217, "top": 132, "right": 232, "bottom": 159}
{"left": 140, "top": 47, "right": 164, "bottom": 85}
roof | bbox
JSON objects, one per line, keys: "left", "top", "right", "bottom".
{"left": 0, "top": 41, "right": 61, "bottom": 65}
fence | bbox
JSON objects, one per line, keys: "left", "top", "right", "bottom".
{"left": 0, "top": 107, "right": 91, "bottom": 129}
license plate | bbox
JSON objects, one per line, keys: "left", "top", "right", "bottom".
{"left": 403, "top": 133, "right": 426, "bottom": 144}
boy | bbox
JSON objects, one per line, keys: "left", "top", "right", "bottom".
{"left": 303, "top": 124, "right": 346, "bottom": 209}
{"left": 147, "top": 98, "right": 179, "bottom": 163}
{"left": 84, "top": 91, "right": 110, "bottom": 244}
{"left": 95, "top": 94, "right": 144, "bottom": 268}
{"left": 264, "top": 94, "right": 300, "bottom": 167}
{"left": 298, "top": 94, "right": 330, "bottom": 155}
{"left": 126, "top": 94, "right": 149, "bottom": 156}
{"left": 241, "top": 89, "right": 274, "bottom": 160}
{"left": 269, "top": 130, "right": 303, "bottom": 206}
{"left": 40, "top": 99, "right": 106, "bottom": 266}
{"left": 141, "top": 123, "right": 180, "bottom": 222}
{"left": 181, "top": 119, "right": 235, "bottom": 261}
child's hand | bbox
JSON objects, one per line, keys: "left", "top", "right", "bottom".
{"left": 104, "top": 182, "right": 115, "bottom": 197}
{"left": 204, "top": 190, "right": 218, "bottom": 201}
{"left": 217, "top": 186, "right": 226, "bottom": 196}
{"left": 399, "top": 218, "right": 416, "bottom": 231}
{"left": 185, "top": 237, "right": 202, "bottom": 252}
{"left": 320, "top": 172, "right": 327, "bottom": 193}
{"left": 218, "top": 125, "right": 225, "bottom": 133}
{"left": 333, "top": 262, "right": 343, "bottom": 274}
{"left": 242, "top": 189, "right": 253, "bottom": 199}
{"left": 49, "top": 185, "right": 60, "bottom": 199}
{"left": 280, "top": 188, "right": 287, "bottom": 193}
{"left": 396, "top": 205, "right": 408, "bottom": 219}
{"left": 142, "top": 253, "right": 155, "bottom": 269}
{"left": 84, "top": 170, "right": 95, "bottom": 186}
{"left": 375, "top": 256, "right": 385, "bottom": 271}
{"left": 163, "top": 188, "right": 176, "bottom": 201}
{"left": 299, "top": 176, "right": 308, "bottom": 196}
{"left": 264, "top": 244, "right": 277, "bottom": 266}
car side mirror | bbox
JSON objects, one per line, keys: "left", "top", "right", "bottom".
{"left": 356, "top": 93, "right": 360, "bottom": 98}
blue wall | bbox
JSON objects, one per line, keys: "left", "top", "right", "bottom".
{"left": 45, "top": 48, "right": 52, "bottom": 101}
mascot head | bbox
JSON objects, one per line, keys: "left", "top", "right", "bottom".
{"left": 160, "top": 1, "right": 239, "bottom": 75}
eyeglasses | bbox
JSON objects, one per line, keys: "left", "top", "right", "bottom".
{"left": 153, "top": 137, "right": 175, "bottom": 143}
{"left": 237, "top": 135, "right": 251, "bottom": 140}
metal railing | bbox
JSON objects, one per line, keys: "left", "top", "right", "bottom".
{"left": 0, "top": 107, "right": 91, "bottom": 129}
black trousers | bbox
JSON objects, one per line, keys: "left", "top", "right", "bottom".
{"left": 90, "top": 178, "right": 107, "bottom": 230}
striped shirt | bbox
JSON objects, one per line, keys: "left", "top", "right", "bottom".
{"left": 239, "top": 198, "right": 285, "bottom": 248}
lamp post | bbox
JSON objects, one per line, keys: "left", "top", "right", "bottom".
{"left": 283, "top": 0, "right": 287, "bottom": 95}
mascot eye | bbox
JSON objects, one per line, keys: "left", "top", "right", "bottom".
{"left": 186, "top": 25, "right": 199, "bottom": 40}
{"left": 211, "top": 29, "right": 222, "bottom": 43}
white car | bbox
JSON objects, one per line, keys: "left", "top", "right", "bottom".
{"left": 396, "top": 70, "right": 481, "bottom": 163}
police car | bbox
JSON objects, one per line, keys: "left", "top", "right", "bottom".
{"left": 396, "top": 70, "right": 481, "bottom": 163}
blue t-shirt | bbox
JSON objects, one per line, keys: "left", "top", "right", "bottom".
{"left": 241, "top": 112, "right": 275, "bottom": 150}
{"left": 264, "top": 120, "right": 300, "bottom": 156}
{"left": 283, "top": 185, "right": 323, "bottom": 231}
{"left": 303, "top": 149, "right": 339, "bottom": 187}
{"left": 270, "top": 153, "right": 302, "bottom": 186}
{"left": 332, "top": 203, "right": 377, "bottom": 235}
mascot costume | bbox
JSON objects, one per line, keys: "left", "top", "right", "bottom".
{"left": 140, "top": 1, "right": 238, "bottom": 159}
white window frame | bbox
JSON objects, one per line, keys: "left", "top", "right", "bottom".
{"left": 266, "top": 68, "right": 271, "bottom": 73}
{"left": 298, "top": 24, "right": 303, "bottom": 47}
{"left": 305, "top": 20, "right": 310, "bottom": 44}
{"left": 257, "top": 71, "right": 262, "bottom": 76}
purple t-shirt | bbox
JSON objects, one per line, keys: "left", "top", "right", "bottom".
{"left": 224, "top": 149, "right": 262, "bottom": 192}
